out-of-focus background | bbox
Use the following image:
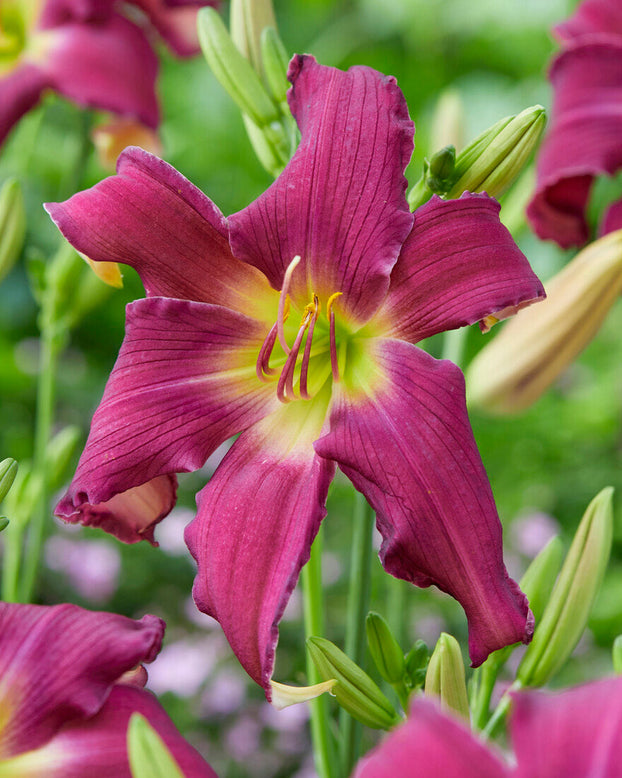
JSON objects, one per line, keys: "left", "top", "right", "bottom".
{"left": 2, "top": 1, "right": 621, "bottom": 775}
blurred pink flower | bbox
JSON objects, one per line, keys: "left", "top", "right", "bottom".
{"left": 45, "top": 535, "right": 121, "bottom": 601}
{"left": 0, "top": 0, "right": 219, "bottom": 146}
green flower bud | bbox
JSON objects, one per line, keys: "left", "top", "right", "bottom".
{"left": 230, "top": 0, "right": 277, "bottom": 78}
{"left": 520, "top": 535, "right": 565, "bottom": 627}
{"left": 366, "top": 611, "right": 405, "bottom": 684}
{"left": 0, "top": 178, "right": 26, "bottom": 284}
{"left": 405, "top": 639, "right": 429, "bottom": 690}
{"left": 127, "top": 714, "right": 184, "bottom": 778}
{"left": 426, "top": 145, "right": 456, "bottom": 194}
{"left": 446, "top": 105, "right": 546, "bottom": 200}
{"left": 613, "top": 636, "right": 622, "bottom": 675}
{"left": 260, "top": 26, "right": 290, "bottom": 106}
{"left": 0, "top": 517, "right": 9, "bottom": 533}
{"left": 0, "top": 458, "right": 18, "bottom": 503}
{"left": 307, "top": 637, "right": 400, "bottom": 730}
{"left": 424, "top": 633, "right": 470, "bottom": 721}
{"left": 198, "top": 8, "right": 280, "bottom": 130}
{"left": 517, "top": 488, "right": 613, "bottom": 687}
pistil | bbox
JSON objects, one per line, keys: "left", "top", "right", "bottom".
{"left": 327, "top": 292, "right": 343, "bottom": 383}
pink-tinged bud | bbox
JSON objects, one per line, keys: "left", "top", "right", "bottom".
{"left": 467, "top": 229, "right": 622, "bottom": 414}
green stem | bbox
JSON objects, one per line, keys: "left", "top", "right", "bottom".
{"left": 302, "top": 528, "right": 337, "bottom": 778}
{"left": 339, "top": 491, "right": 375, "bottom": 776}
{"left": 19, "top": 314, "right": 59, "bottom": 603}
{"left": 2, "top": 525, "right": 23, "bottom": 602}
{"left": 482, "top": 680, "right": 523, "bottom": 740}
{"left": 471, "top": 661, "right": 499, "bottom": 731}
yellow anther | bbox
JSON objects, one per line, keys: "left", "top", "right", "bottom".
{"left": 326, "top": 292, "right": 343, "bottom": 321}
{"left": 301, "top": 294, "right": 320, "bottom": 327}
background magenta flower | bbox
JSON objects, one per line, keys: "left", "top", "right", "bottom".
{"left": 355, "top": 677, "right": 622, "bottom": 778}
{"left": 0, "top": 602, "right": 216, "bottom": 776}
{"left": 527, "top": 0, "right": 622, "bottom": 247}
{"left": 47, "top": 55, "right": 543, "bottom": 698}
{"left": 0, "top": 0, "right": 218, "bottom": 146}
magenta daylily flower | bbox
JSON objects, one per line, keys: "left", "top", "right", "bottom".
{"left": 0, "top": 602, "right": 216, "bottom": 776}
{"left": 355, "top": 678, "right": 622, "bottom": 778}
{"left": 0, "top": 0, "right": 218, "bottom": 146}
{"left": 527, "top": 0, "right": 622, "bottom": 247}
{"left": 46, "top": 55, "right": 544, "bottom": 698}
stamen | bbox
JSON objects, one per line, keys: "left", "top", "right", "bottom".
{"left": 327, "top": 292, "right": 342, "bottom": 383}
{"left": 255, "top": 323, "right": 279, "bottom": 382}
{"left": 277, "top": 255, "right": 301, "bottom": 355}
{"left": 277, "top": 318, "right": 308, "bottom": 403}
{"left": 300, "top": 295, "right": 320, "bottom": 399}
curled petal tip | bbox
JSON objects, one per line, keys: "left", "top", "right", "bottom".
{"left": 269, "top": 679, "right": 336, "bottom": 710}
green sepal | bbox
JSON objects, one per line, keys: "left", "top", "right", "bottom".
{"left": 404, "top": 640, "right": 429, "bottom": 689}
{"left": 517, "top": 487, "right": 614, "bottom": 687}
{"left": 0, "top": 178, "right": 26, "bottom": 285}
{"left": 127, "top": 714, "right": 184, "bottom": 778}
{"left": 365, "top": 611, "right": 405, "bottom": 684}
{"left": 426, "top": 145, "right": 456, "bottom": 193}
{"left": 0, "top": 458, "right": 18, "bottom": 503}
{"left": 307, "top": 636, "right": 400, "bottom": 730}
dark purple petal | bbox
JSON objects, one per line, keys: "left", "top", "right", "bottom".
{"left": 315, "top": 338, "right": 533, "bottom": 666}
{"left": 45, "top": 147, "right": 274, "bottom": 312}
{"left": 0, "top": 64, "right": 50, "bottom": 147}
{"left": 527, "top": 39, "right": 622, "bottom": 248}
{"left": 379, "top": 193, "right": 545, "bottom": 343}
{"left": 355, "top": 698, "right": 508, "bottom": 778}
{"left": 56, "top": 297, "right": 278, "bottom": 543}
{"left": 602, "top": 198, "right": 622, "bottom": 235}
{"left": 0, "top": 604, "right": 163, "bottom": 759}
{"left": 229, "top": 54, "right": 414, "bottom": 326}
{"left": 38, "top": 1, "right": 113, "bottom": 28}
{"left": 5, "top": 685, "right": 216, "bottom": 777}
{"left": 42, "top": 15, "right": 160, "bottom": 128}
{"left": 512, "top": 678, "right": 622, "bottom": 778}
{"left": 185, "top": 404, "right": 335, "bottom": 695}
{"left": 555, "top": 0, "right": 622, "bottom": 42}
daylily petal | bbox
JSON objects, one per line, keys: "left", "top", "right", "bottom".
{"left": 38, "top": 1, "right": 112, "bottom": 28}
{"left": 229, "top": 54, "right": 414, "bottom": 325}
{"left": 45, "top": 147, "right": 274, "bottom": 315}
{"left": 0, "top": 64, "right": 50, "bottom": 146}
{"left": 511, "top": 678, "right": 622, "bottom": 778}
{"left": 527, "top": 39, "right": 622, "bottom": 248}
{"left": 555, "top": 0, "right": 622, "bottom": 42}
{"left": 42, "top": 15, "right": 160, "bottom": 128}
{"left": 186, "top": 399, "right": 335, "bottom": 695}
{"left": 602, "top": 197, "right": 622, "bottom": 235}
{"left": 0, "top": 604, "right": 164, "bottom": 759}
{"left": 377, "top": 193, "right": 545, "bottom": 343}
{"left": 56, "top": 297, "right": 278, "bottom": 543}
{"left": 1, "top": 685, "right": 216, "bottom": 777}
{"left": 315, "top": 338, "right": 532, "bottom": 666}
{"left": 354, "top": 698, "right": 508, "bottom": 778}
{"left": 131, "top": 0, "right": 203, "bottom": 56}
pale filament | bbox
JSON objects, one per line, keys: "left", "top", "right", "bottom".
{"left": 277, "top": 255, "right": 301, "bottom": 355}
{"left": 277, "top": 301, "right": 317, "bottom": 403}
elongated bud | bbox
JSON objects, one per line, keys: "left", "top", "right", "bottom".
{"left": 127, "top": 714, "right": 184, "bottom": 778}
{"left": 467, "top": 229, "right": 622, "bottom": 414}
{"left": 307, "top": 637, "right": 400, "bottom": 730}
{"left": 446, "top": 105, "right": 546, "bottom": 200}
{"left": 424, "top": 633, "right": 470, "bottom": 721}
{"left": 198, "top": 8, "right": 280, "bottom": 130}
{"left": 230, "top": 0, "right": 277, "bottom": 77}
{"left": 0, "top": 517, "right": 8, "bottom": 532}
{"left": 519, "top": 535, "right": 564, "bottom": 626}
{"left": 0, "top": 458, "right": 18, "bottom": 502}
{"left": 0, "top": 178, "right": 26, "bottom": 284}
{"left": 517, "top": 488, "right": 613, "bottom": 687}
{"left": 405, "top": 640, "right": 429, "bottom": 689}
{"left": 260, "top": 27, "right": 290, "bottom": 105}
{"left": 366, "top": 612, "right": 405, "bottom": 684}
{"left": 613, "top": 636, "right": 622, "bottom": 675}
